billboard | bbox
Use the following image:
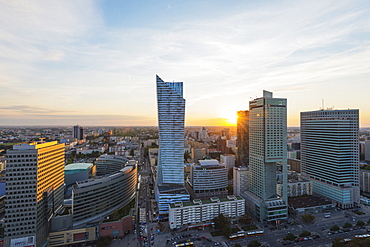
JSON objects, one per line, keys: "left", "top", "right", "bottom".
{"left": 10, "top": 236, "right": 35, "bottom": 247}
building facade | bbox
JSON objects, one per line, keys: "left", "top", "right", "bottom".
{"left": 301, "top": 109, "right": 360, "bottom": 209}
{"left": 233, "top": 166, "right": 249, "bottom": 196}
{"left": 244, "top": 90, "right": 288, "bottom": 222}
{"left": 73, "top": 125, "right": 84, "bottom": 140}
{"left": 236, "top": 110, "right": 249, "bottom": 166}
{"left": 95, "top": 154, "right": 129, "bottom": 176}
{"left": 360, "top": 169, "right": 370, "bottom": 193}
{"left": 186, "top": 160, "right": 228, "bottom": 200}
{"left": 169, "top": 196, "right": 245, "bottom": 229}
{"left": 156, "top": 75, "right": 185, "bottom": 185}
{"left": 277, "top": 179, "right": 312, "bottom": 197}
{"left": 5, "top": 141, "right": 65, "bottom": 247}
{"left": 72, "top": 164, "right": 137, "bottom": 227}
{"left": 220, "top": 154, "right": 235, "bottom": 170}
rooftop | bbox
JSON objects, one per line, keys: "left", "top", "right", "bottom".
{"left": 169, "top": 196, "right": 244, "bottom": 208}
{"left": 289, "top": 195, "right": 333, "bottom": 209}
{"left": 65, "top": 163, "right": 94, "bottom": 171}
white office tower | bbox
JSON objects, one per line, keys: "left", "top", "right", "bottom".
{"left": 156, "top": 75, "right": 189, "bottom": 214}
{"left": 301, "top": 109, "right": 360, "bottom": 209}
{"left": 244, "top": 90, "right": 288, "bottom": 222}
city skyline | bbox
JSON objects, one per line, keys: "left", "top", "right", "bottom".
{"left": 0, "top": 1, "right": 369, "bottom": 126}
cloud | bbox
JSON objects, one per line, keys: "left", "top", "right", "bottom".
{"left": 0, "top": 105, "right": 69, "bottom": 114}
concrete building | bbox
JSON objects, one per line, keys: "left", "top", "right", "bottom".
{"left": 64, "top": 163, "right": 96, "bottom": 187}
{"left": 244, "top": 90, "right": 288, "bottom": 222}
{"left": 220, "top": 154, "right": 235, "bottom": 170}
{"left": 360, "top": 168, "right": 370, "bottom": 193}
{"left": 156, "top": 75, "right": 189, "bottom": 213}
{"left": 236, "top": 110, "right": 249, "bottom": 166}
{"left": 73, "top": 125, "right": 84, "bottom": 140}
{"left": 365, "top": 137, "right": 370, "bottom": 163}
{"left": 169, "top": 196, "right": 245, "bottom": 229}
{"left": 95, "top": 154, "right": 129, "bottom": 176}
{"left": 48, "top": 227, "right": 96, "bottom": 247}
{"left": 5, "top": 141, "right": 65, "bottom": 247}
{"left": 288, "top": 158, "right": 301, "bottom": 173}
{"left": 191, "top": 148, "right": 207, "bottom": 163}
{"left": 233, "top": 166, "right": 249, "bottom": 196}
{"left": 301, "top": 109, "right": 360, "bottom": 209}
{"left": 72, "top": 164, "right": 137, "bottom": 227}
{"left": 277, "top": 179, "right": 312, "bottom": 197}
{"left": 186, "top": 160, "right": 228, "bottom": 200}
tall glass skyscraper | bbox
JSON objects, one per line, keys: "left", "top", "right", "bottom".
{"left": 236, "top": 110, "right": 249, "bottom": 166}
{"left": 156, "top": 75, "right": 185, "bottom": 185}
{"left": 244, "top": 90, "right": 288, "bottom": 222}
{"left": 301, "top": 109, "right": 360, "bottom": 208}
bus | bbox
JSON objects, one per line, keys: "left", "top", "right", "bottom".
{"left": 228, "top": 235, "right": 238, "bottom": 240}
{"left": 237, "top": 233, "right": 245, "bottom": 238}
{"left": 256, "top": 230, "right": 264, "bottom": 236}
{"left": 247, "top": 231, "right": 256, "bottom": 237}
{"left": 185, "top": 242, "right": 194, "bottom": 247}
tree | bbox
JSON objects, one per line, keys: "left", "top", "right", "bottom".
{"left": 239, "top": 214, "right": 253, "bottom": 224}
{"left": 97, "top": 236, "right": 112, "bottom": 247}
{"left": 332, "top": 238, "right": 346, "bottom": 247}
{"left": 357, "top": 220, "right": 365, "bottom": 227}
{"left": 302, "top": 214, "right": 315, "bottom": 223}
{"left": 213, "top": 214, "right": 231, "bottom": 236}
{"left": 130, "top": 149, "right": 135, "bottom": 156}
{"left": 330, "top": 225, "right": 340, "bottom": 231}
{"left": 247, "top": 240, "right": 261, "bottom": 247}
{"left": 235, "top": 244, "right": 242, "bottom": 247}
{"left": 284, "top": 233, "right": 296, "bottom": 241}
{"left": 299, "top": 230, "right": 311, "bottom": 237}
{"left": 343, "top": 222, "right": 352, "bottom": 228}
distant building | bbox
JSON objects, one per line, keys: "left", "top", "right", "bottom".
{"left": 365, "top": 137, "right": 370, "bottom": 163}
{"left": 220, "top": 154, "right": 235, "bottom": 170}
{"left": 301, "top": 109, "right": 360, "bottom": 209}
{"left": 360, "top": 168, "right": 370, "bottom": 193}
{"left": 221, "top": 128, "right": 230, "bottom": 140}
{"left": 288, "top": 158, "right": 301, "bottom": 173}
{"left": 169, "top": 196, "right": 245, "bottom": 229}
{"left": 216, "top": 137, "right": 227, "bottom": 154}
{"left": 236, "top": 110, "right": 249, "bottom": 166}
{"left": 233, "top": 166, "right": 249, "bottom": 196}
{"left": 5, "top": 141, "right": 65, "bottom": 247}
{"left": 73, "top": 125, "right": 84, "bottom": 140}
{"left": 186, "top": 160, "right": 228, "bottom": 200}
{"left": 191, "top": 148, "right": 207, "bottom": 163}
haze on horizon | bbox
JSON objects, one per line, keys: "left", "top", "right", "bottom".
{"left": 0, "top": 0, "right": 369, "bottom": 127}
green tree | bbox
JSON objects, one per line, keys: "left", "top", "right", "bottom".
{"left": 299, "top": 230, "right": 311, "bottom": 237}
{"left": 213, "top": 214, "right": 231, "bottom": 236}
{"left": 247, "top": 240, "right": 261, "bottom": 247}
{"left": 343, "top": 222, "right": 352, "bottom": 228}
{"left": 357, "top": 220, "right": 365, "bottom": 227}
{"left": 332, "top": 238, "right": 345, "bottom": 247}
{"left": 330, "top": 225, "right": 340, "bottom": 231}
{"left": 239, "top": 214, "right": 253, "bottom": 224}
{"left": 284, "top": 233, "right": 296, "bottom": 241}
{"left": 302, "top": 214, "right": 315, "bottom": 223}
{"left": 235, "top": 244, "right": 242, "bottom": 247}
{"left": 130, "top": 149, "right": 135, "bottom": 156}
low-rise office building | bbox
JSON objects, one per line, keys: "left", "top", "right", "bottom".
{"left": 72, "top": 164, "right": 137, "bottom": 227}
{"left": 64, "top": 163, "right": 96, "bottom": 187}
{"left": 186, "top": 160, "right": 228, "bottom": 200}
{"left": 169, "top": 196, "right": 245, "bottom": 229}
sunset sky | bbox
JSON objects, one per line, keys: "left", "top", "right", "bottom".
{"left": 0, "top": 0, "right": 369, "bottom": 127}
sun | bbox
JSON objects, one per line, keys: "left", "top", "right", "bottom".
{"left": 220, "top": 108, "right": 238, "bottom": 125}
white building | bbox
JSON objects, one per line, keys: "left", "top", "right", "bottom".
{"left": 169, "top": 196, "right": 245, "bottom": 229}
{"left": 277, "top": 179, "right": 312, "bottom": 197}
{"left": 233, "top": 166, "right": 249, "bottom": 196}
{"left": 301, "top": 109, "right": 360, "bottom": 209}
{"left": 220, "top": 154, "right": 235, "bottom": 170}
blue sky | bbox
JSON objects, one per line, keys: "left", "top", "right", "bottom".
{"left": 0, "top": 0, "right": 369, "bottom": 126}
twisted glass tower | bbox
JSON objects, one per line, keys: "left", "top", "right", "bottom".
{"left": 156, "top": 75, "right": 185, "bottom": 185}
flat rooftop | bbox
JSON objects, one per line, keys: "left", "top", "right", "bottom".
{"left": 65, "top": 163, "right": 94, "bottom": 171}
{"left": 289, "top": 195, "right": 333, "bottom": 209}
{"left": 169, "top": 196, "right": 244, "bottom": 208}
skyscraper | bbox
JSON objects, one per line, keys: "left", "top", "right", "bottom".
{"left": 156, "top": 75, "right": 189, "bottom": 214}
{"left": 236, "top": 110, "right": 249, "bottom": 166}
{"left": 301, "top": 109, "right": 360, "bottom": 208}
{"left": 5, "top": 141, "right": 65, "bottom": 247}
{"left": 73, "top": 125, "right": 84, "bottom": 140}
{"left": 156, "top": 75, "right": 185, "bottom": 185}
{"left": 244, "top": 90, "right": 288, "bottom": 221}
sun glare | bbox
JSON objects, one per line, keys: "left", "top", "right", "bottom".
{"left": 220, "top": 108, "right": 238, "bottom": 125}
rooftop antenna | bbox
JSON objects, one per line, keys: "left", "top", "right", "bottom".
{"left": 322, "top": 99, "right": 324, "bottom": 110}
